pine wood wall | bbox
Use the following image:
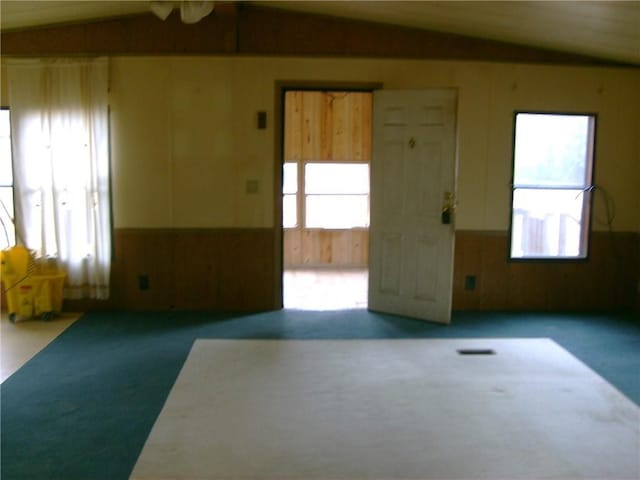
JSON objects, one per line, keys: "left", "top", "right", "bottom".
{"left": 284, "top": 91, "right": 371, "bottom": 163}
{"left": 284, "top": 91, "right": 371, "bottom": 268}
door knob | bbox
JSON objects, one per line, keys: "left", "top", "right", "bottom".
{"left": 441, "top": 192, "right": 455, "bottom": 225}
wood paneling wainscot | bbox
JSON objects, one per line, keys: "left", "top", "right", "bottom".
{"left": 452, "top": 231, "right": 639, "bottom": 312}
{"left": 109, "top": 228, "right": 278, "bottom": 311}
{"left": 15, "top": 229, "right": 637, "bottom": 313}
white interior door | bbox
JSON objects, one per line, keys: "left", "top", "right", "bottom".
{"left": 368, "top": 89, "right": 457, "bottom": 323}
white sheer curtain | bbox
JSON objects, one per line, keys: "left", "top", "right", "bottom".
{"left": 7, "top": 58, "right": 111, "bottom": 299}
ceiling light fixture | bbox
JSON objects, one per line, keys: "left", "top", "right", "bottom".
{"left": 150, "top": 1, "right": 215, "bottom": 24}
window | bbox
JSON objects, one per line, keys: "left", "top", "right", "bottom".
{"left": 305, "top": 163, "right": 369, "bottom": 229}
{"left": 283, "top": 162, "right": 369, "bottom": 229}
{"left": 7, "top": 58, "right": 111, "bottom": 299}
{"left": 282, "top": 162, "right": 298, "bottom": 228}
{"left": 0, "top": 109, "right": 16, "bottom": 250}
{"left": 510, "top": 112, "right": 596, "bottom": 259}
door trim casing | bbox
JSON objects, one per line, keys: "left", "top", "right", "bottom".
{"left": 273, "top": 81, "right": 383, "bottom": 309}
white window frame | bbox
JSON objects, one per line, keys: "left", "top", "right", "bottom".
{"left": 509, "top": 111, "right": 596, "bottom": 261}
{"left": 282, "top": 162, "right": 298, "bottom": 229}
{"left": 303, "top": 162, "right": 369, "bottom": 230}
{"left": 283, "top": 161, "right": 370, "bottom": 230}
{"left": 0, "top": 108, "right": 16, "bottom": 249}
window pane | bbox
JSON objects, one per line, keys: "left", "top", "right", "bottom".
{"left": 0, "top": 187, "right": 16, "bottom": 249}
{"left": 305, "top": 163, "right": 369, "bottom": 194}
{"left": 513, "top": 114, "right": 592, "bottom": 187}
{"left": 0, "top": 110, "right": 12, "bottom": 186}
{"left": 283, "top": 162, "right": 297, "bottom": 194}
{"left": 511, "top": 189, "right": 588, "bottom": 258}
{"left": 283, "top": 194, "right": 297, "bottom": 228}
{"left": 305, "top": 195, "right": 369, "bottom": 229}
{"left": 0, "top": 110, "right": 10, "bottom": 137}
{"left": 0, "top": 137, "right": 12, "bottom": 186}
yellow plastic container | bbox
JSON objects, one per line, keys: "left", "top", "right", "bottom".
{"left": 1, "top": 246, "right": 66, "bottom": 322}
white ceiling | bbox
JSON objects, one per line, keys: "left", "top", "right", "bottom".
{"left": 260, "top": 1, "right": 640, "bottom": 65}
{"left": 0, "top": 1, "right": 150, "bottom": 29}
{"left": 1, "top": 1, "right": 639, "bottom": 65}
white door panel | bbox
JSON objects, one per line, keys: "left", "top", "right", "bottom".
{"left": 379, "top": 233, "right": 402, "bottom": 295}
{"left": 368, "top": 89, "right": 457, "bottom": 324}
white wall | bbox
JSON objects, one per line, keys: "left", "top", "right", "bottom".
{"left": 5, "top": 56, "right": 639, "bottom": 232}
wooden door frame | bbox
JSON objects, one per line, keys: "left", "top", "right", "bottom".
{"left": 272, "top": 80, "right": 383, "bottom": 309}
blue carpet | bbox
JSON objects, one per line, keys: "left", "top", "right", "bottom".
{"left": 1, "top": 310, "right": 639, "bottom": 480}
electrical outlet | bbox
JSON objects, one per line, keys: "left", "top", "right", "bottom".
{"left": 257, "top": 111, "right": 267, "bottom": 129}
{"left": 138, "top": 274, "right": 149, "bottom": 291}
{"left": 464, "top": 275, "right": 476, "bottom": 291}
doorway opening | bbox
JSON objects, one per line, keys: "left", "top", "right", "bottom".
{"left": 282, "top": 90, "right": 372, "bottom": 310}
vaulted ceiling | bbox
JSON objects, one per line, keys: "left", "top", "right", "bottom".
{"left": 1, "top": 1, "right": 638, "bottom": 66}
